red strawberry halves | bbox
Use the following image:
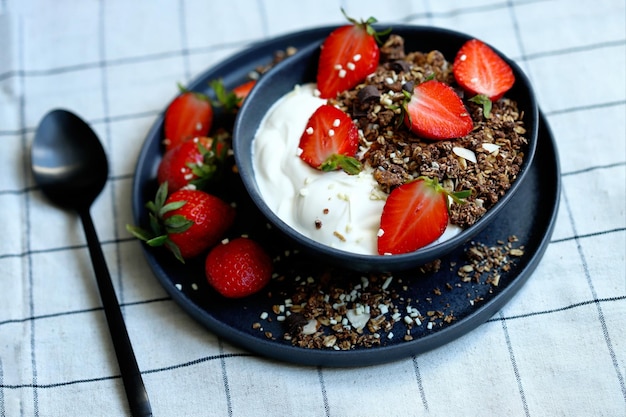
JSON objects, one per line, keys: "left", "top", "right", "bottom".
{"left": 205, "top": 237, "right": 273, "bottom": 298}
{"left": 126, "top": 182, "right": 235, "bottom": 262}
{"left": 453, "top": 39, "right": 515, "bottom": 101}
{"left": 298, "top": 104, "right": 361, "bottom": 174}
{"left": 316, "top": 10, "right": 389, "bottom": 99}
{"left": 164, "top": 85, "right": 214, "bottom": 151}
{"left": 377, "top": 177, "right": 469, "bottom": 255}
{"left": 403, "top": 80, "right": 473, "bottom": 140}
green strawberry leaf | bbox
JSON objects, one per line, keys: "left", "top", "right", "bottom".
{"left": 320, "top": 154, "right": 362, "bottom": 175}
{"left": 164, "top": 214, "right": 193, "bottom": 233}
{"left": 159, "top": 200, "right": 187, "bottom": 217}
{"left": 469, "top": 94, "right": 492, "bottom": 119}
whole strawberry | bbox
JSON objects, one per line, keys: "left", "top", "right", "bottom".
{"left": 164, "top": 84, "right": 214, "bottom": 152}
{"left": 157, "top": 134, "right": 229, "bottom": 193}
{"left": 126, "top": 182, "right": 235, "bottom": 262}
{"left": 316, "top": 9, "right": 390, "bottom": 99}
{"left": 378, "top": 177, "right": 470, "bottom": 255}
{"left": 205, "top": 237, "right": 273, "bottom": 298}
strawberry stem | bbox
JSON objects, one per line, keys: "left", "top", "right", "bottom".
{"left": 176, "top": 82, "right": 210, "bottom": 103}
{"left": 416, "top": 176, "right": 471, "bottom": 206}
{"left": 320, "top": 154, "right": 362, "bottom": 175}
{"left": 209, "top": 79, "right": 241, "bottom": 112}
{"left": 340, "top": 8, "right": 391, "bottom": 44}
{"left": 124, "top": 181, "right": 192, "bottom": 264}
{"left": 188, "top": 132, "right": 230, "bottom": 190}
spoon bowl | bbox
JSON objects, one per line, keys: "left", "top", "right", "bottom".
{"left": 32, "top": 110, "right": 108, "bottom": 209}
{"left": 31, "top": 109, "right": 152, "bottom": 417}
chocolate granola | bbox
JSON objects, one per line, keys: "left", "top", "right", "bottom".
{"left": 328, "top": 34, "right": 528, "bottom": 228}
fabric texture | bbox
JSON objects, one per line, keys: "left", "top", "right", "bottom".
{"left": 1, "top": 1, "right": 625, "bottom": 416}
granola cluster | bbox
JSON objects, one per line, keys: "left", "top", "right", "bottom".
{"left": 329, "top": 34, "right": 529, "bottom": 228}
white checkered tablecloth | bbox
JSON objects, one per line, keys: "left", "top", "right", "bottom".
{"left": 1, "top": 1, "right": 625, "bottom": 416}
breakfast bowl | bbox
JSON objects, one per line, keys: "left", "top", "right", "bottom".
{"left": 233, "top": 25, "right": 539, "bottom": 273}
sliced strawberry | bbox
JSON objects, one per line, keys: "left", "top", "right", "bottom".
{"left": 205, "top": 237, "right": 273, "bottom": 298}
{"left": 164, "top": 85, "right": 214, "bottom": 152}
{"left": 403, "top": 80, "right": 473, "bottom": 140}
{"left": 126, "top": 182, "right": 235, "bottom": 262}
{"left": 316, "top": 11, "right": 389, "bottom": 99}
{"left": 298, "top": 104, "right": 361, "bottom": 174}
{"left": 232, "top": 80, "right": 256, "bottom": 107}
{"left": 453, "top": 39, "right": 515, "bottom": 101}
{"left": 157, "top": 134, "right": 229, "bottom": 193}
{"left": 377, "top": 177, "right": 469, "bottom": 255}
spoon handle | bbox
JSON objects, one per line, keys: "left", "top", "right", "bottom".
{"left": 79, "top": 210, "right": 153, "bottom": 417}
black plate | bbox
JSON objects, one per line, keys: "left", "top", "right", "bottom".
{"left": 131, "top": 28, "right": 560, "bottom": 367}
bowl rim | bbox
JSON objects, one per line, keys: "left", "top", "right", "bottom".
{"left": 233, "top": 24, "right": 539, "bottom": 272}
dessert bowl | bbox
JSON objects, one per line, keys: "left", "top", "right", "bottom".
{"left": 234, "top": 25, "right": 538, "bottom": 272}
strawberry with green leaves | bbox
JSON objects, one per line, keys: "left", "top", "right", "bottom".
{"left": 297, "top": 104, "right": 361, "bottom": 174}
{"left": 157, "top": 134, "right": 229, "bottom": 193}
{"left": 209, "top": 79, "right": 253, "bottom": 112}
{"left": 164, "top": 85, "right": 214, "bottom": 152}
{"left": 205, "top": 237, "right": 273, "bottom": 298}
{"left": 377, "top": 177, "right": 470, "bottom": 255}
{"left": 453, "top": 38, "right": 515, "bottom": 102}
{"left": 403, "top": 79, "right": 474, "bottom": 140}
{"left": 126, "top": 182, "right": 235, "bottom": 262}
{"left": 316, "top": 9, "right": 390, "bottom": 99}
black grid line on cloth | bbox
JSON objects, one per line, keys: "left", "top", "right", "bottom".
{"left": 16, "top": 14, "right": 40, "bottom": 417}
{"left": 255, "top": 0, "right": 271, "bottom": 41}
{"left": 178, "top": 0, "right": 192, "bottom": 82}
{"left": 218, "top": 339, "right": 233, "bottom": 417}
{"left": 562, "top": 161, "right": 626, "bottom": 177}
{"left": 551, "top": 227, "right": 626, "bottom": 244}
{"left": 499, "top": 311, "right": 530, "bottom": 417}
{"left": 0, "top": 235, "right": 136, "bottom": 261}
{"left": 488, "top": 295, "right": 626, "bottom": 323}
{"left": 561, "top": 187, "right": 626, "bottom": 403}
{"left": 400, "top": 0, "right": 551, "bottom": 23}
{"left": 316, "top": 366, "right": 331, "bottom": 417}
{"left": 1, "top": 352, "right": 252, "bottom": 392}
{"left": 0, "top": 358, "right": 5, "bottom": 417}
{"left": 411, "top": 355, "right": 429, "bottom": 412}
{"left": 545, "top": 99, "right": 626, "bottom": 116}
{"left": 0, "top": 38, "right": 253, "bottom": 84}
{"left": 498, "top": 3, "right": 530, "bottom": 412}
{"left": 98, "top": 0, "right": 127, "bottom": 311}
{"left": 0, "top": 297, "right": 171, "bottom": 329}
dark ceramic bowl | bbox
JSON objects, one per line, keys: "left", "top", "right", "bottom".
{"left": 234, "top": 25, "right": 538, "bottom": 272}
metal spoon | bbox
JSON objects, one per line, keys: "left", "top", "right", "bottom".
{"left": 31, "top": 109, "right": 152, "bottom": 417}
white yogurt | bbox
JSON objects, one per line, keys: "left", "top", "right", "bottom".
{"left": 252, "top": 83, "right": 461, "bottom": 255}
{"left": 252, "top": 83, "right": 387, "bottom": 254}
